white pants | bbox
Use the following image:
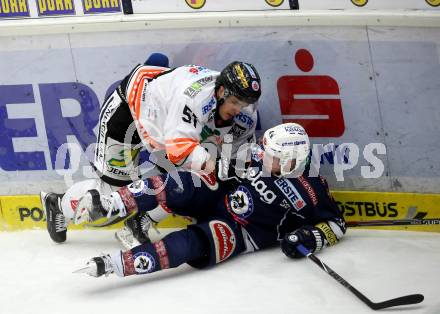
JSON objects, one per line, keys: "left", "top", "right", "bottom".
{"left": 60, "top": 179, "right": 118, "bottom": 222}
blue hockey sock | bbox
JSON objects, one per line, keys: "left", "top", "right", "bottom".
{"left": 121, "top": 228, "right": 207, "bottom": 276}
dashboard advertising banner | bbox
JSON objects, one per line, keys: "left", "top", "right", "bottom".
{"left": 298, "top": 0, "right": 440, "bottom": 9}
{"left": 0, "top": 26, "right": 439, "bottom": 196}
{"left": 0, "top": 0, "right": 122, "bottom": 18}
{"left": 131, "top": 0, "right": 295, "bottom": 13}
{"left": 82, "top": 0, "right": 120, "bottom": 14}
{"left": 0, "top": 0, "right": 30, "bottom": 17}
{"left": 36, "top": 0, "right": 75, "bottom": 16}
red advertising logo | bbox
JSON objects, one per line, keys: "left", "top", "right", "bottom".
{"left": 210, "top": 221, "right": 236, "bottom": 263}
{"left": 277, "top": 49, "right": 345, "bottom": 137}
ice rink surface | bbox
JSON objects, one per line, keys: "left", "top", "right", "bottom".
{"left": 1, "top": 229, "right": 439, "bottom": 314}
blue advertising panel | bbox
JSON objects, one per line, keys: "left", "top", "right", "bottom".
{"left": 36, "top": 0, "right": 75, "bottom": 16}
{"left": 82, "top": 0, "right": 121, "bottom": 14}
{"left": 0, "top": 83, "right": 100, "bottom": 171}
{"left": 0, "top": 0, "right": 29, "bottom": 18}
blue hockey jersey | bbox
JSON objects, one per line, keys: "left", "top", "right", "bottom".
{"left": 223, "top": 156, "right": 346, "bottom": 252}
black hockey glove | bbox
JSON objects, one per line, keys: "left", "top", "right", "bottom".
{"left": 281, "top": 226, "right": 324, "bottom": 259}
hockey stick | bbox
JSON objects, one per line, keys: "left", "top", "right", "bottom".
{"left": 296, "top": 244, "right": 424, "bottom": 310}
{"left": 346, "top": 218, "right": 440, "bottom": 228}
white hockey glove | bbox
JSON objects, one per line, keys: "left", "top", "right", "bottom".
{"left": 217, "top": 156, "right": 245, "bottom": 182}
{"left": 73, "top": 190, "right": 127, "bottom": 224}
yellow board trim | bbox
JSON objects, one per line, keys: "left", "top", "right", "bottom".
{"left": 0, "top": 191, "right": 439, "bottom": 232}
{"left": 0, "top": 195, "right": 191, "bottom": 231}
{"left": 332, "top": 191, "right": 440, "bottom": 232}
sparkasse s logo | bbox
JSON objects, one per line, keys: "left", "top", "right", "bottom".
{"left": 351, "top": 0, "right": 368, "bottom": 7}
{"left": 185, "top": 0, "right": 205, "bottom": 9}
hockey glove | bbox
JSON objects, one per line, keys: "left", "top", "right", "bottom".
{"left": 216, "top": 156, "right": 245, "bottom": 191}
{"left": 281, "top": 226, "right": 324, "bottom": 259}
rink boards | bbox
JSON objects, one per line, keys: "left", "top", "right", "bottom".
{"left": 1, "top": 191, "right": 439, "bottom": 232}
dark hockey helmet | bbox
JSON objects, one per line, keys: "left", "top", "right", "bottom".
{"left": 215, "top": 61, "right": 262, "bottom": 107}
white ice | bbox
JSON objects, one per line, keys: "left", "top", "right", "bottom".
{"left": 0, "top": 229, "right": 439, "bottom": 314}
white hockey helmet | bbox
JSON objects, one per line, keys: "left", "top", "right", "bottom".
{"left": 262, "top": 123, "right": 310, "bottom": 176}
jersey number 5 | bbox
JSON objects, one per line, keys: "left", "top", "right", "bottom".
{"left": 182, "top": 105, "right": 198, "bottom": 128}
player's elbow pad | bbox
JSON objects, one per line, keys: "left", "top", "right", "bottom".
{"left": 167, "top": 145, "right": 209, "bottom": 171}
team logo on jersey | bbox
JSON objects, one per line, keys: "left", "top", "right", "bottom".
{"left": 274, "top": 177, "right": 306, "bottom": 211}
{"left": 426, "top": 0, "right": 440, "bottom": 6}
{"left": 229, "top": 186, "right": 254, "bottom": 218}
{"left": 185, "top": 0, "right": 206, "bottom": 9}
{"left": 351, "top": 0, "right": 368, "bottom": 7}
{"left": 127, "top": 180, "right": 147, "bottom": 197}
{"left": 133, "top": 252, "right": 156, "bottom": 274}
{"left": 265, "top": 0, "right": 284, "bottom": 7}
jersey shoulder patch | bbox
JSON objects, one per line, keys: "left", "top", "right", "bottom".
{"left": 183, "top": 68, "right": 218, "bottom": 98}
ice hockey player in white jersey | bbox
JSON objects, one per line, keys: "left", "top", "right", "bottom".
{"left": 41, "top": 56, "right": 262, "bottom": 245}
{"left": 72, "top": 123, "right": 346, "bottom": 278}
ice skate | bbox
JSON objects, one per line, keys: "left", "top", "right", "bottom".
{"left": 41, "top": 192, "right": 67, "bottom": 243}
{"left": 115, "top": 212, "right": 154, "bottom": 249}
{"left": 74, "top": 254, "right": 122, "bottom": 277}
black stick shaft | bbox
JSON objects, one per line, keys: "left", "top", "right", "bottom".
{"left": 305, "top": 250, "right": 373, "bottom": 305}
{"left": 347, "top": 218, "right": 440, "bottom": 227}
{"left": 296, "top": 244, "right": 424, "bottom": 310}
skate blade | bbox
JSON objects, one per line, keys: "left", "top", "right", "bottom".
{"left": 73, "top": 266, "right": 93, "bottom": 274}
{"left": 40, "top": 191, "right": 48, "bottom": 203}
{"left": 40, "top": 192, "right": 48, "bottom": 212}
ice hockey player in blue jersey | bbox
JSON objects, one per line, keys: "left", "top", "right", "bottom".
{"left": 74, "top": 123, "right": 346, "bottom": 277}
